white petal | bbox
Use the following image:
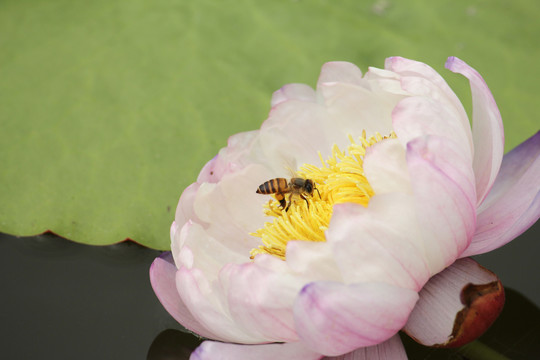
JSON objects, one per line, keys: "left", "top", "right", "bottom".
{"left": 285, "top": 241, "right": 343, "bottom": 282}
{"left": 326, "top": 194, "right": 431, "bottom": 290}
{"left": 170, "top": 221, "right": 183, "bottom": 268}
{"left": 364, "top": 66, "right": 410, "bottom": 96}
{"left": 317, "top": 61, "right": 364, "bottom": 86}
{"left": 174, "top": 183, "right": 204, "bottom": 232}
{"left": 175, "top": 221, "right": 245, "bottom": 274}
{"left": 318, "top": 81, "right": 395, "bottom": 138}
{"left": 271, "top": 83, "right": 317, "bottom": 107}
{"left": 363, "top": 138, "right": 411, "bottom": 195}
{"left": 259, "top": 99, "right": 340, "bottom": 169}
{"left": 192, "top": 163, "right": 273, "bottom": 255}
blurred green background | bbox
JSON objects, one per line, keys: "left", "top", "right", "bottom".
{"left": 1, "top": 0, "right": 538, "bottom": 249}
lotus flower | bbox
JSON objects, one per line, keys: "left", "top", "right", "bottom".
{"left": 150, "top": 56, "right": 540, "bottom": 359}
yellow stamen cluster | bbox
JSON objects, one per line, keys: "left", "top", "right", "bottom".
{"left": 250, "top": 131, "right": 396, "bottom": 260}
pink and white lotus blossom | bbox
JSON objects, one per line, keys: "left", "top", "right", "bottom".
{"left": 150, "top": 56, "right": 540, "bottom": 359}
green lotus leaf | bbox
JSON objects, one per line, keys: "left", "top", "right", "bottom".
{"left": 1, "top": 0, "right": 538, "bottom": 249}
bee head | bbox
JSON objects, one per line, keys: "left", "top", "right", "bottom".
{"left": 305, "top": 179, "right": 314, "bottom": 194}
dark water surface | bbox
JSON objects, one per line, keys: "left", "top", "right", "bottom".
{"left": 1, "top": 220, "right": 538, "bottom": 359}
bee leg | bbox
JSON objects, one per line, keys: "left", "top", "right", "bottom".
{"left": 285, "top": 193, "right": 294, "bottom": 212}
{"left": 315, "top": 188, "right": 321, "bottom": 199}
{"left": 300, "top": 194, "right": 309, "bottom": 209}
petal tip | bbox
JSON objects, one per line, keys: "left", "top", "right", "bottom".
{"left": 444, "top": 56, "right": 458, "bottom": 70}
{"left": 444, "top": 56, "right": 469, "bottom": 73}
{"left": 444, "top": 56, "right": 477, "bottom": 80}
{"left": 384, "top": 56, "right": 404, "bottom": 70}
{"left": 158, "top": 251, "right": 174, "bottom": 262}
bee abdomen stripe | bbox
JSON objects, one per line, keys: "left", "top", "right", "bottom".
{"left": 271, "top": 180, "right": 278, "bottom": 193}
{"left": 256, "top": 178, "right": 289, "bottom": 194}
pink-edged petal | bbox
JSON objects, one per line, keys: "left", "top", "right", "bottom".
{"left": 149, "top": 253, "right": 220, "bottom": 340}
{"left": 197, "top": 130, "right": 260, "bottom": 184}
{"left": 219, "top": 260, "right": 305, "bottom": 342}
{"left": 191, "top": 340, "right": 322, "bottom": 360}
{"left": 176, "top": 266, "right": 263, "bottom": 343}
{"left": 385, "top": 57, "right": 471, "bottom": 143}
{"left": 176, "top": 132, "right": 263, "bottom": 235}
{"left": 197, "top": 154, "right": 224, "bottom": 184}
{"left": 271, "top": 84, "right": 317, "bottom": 107}
{"left": 446, "top": 57, "right": 505, "bottom": 205}
{"left": 326, "top": 194, "right": 430, "bottom": 291}
{"left": 324, "top": 335, "right": 407, "bottom": 360}
{"left": 406, "top": 135, "right": 476, "bottom": 271}
{"left": 404, "top": 258, "right": 504, "bottom": 348}
{"left": 392, "top": 96, "right": 473, "bottom": 161}
{"left": 293, "top": 281, "right": 418, "bottom": 356}
{"left": 363, "top": 138, "right": 412, "bottom": 195}
{"left": 317, "top": 61, "right": 364, "bottom": 86}
{"left": 385, "top": 57, "right": 451, "bottom": 89}
{"left": 462, "top": 131, "right": 540, "bottom": 257}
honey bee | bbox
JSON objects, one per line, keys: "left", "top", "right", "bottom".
{"left": 256, "top": 177, "right": 320, "bottom": 211}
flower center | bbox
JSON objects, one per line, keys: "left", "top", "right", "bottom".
{"left": 250, "top": 131, "right": 396, "bottom": 260}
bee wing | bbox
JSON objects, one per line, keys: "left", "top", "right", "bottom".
{"left": 282, "top": 159, "right": 302, "bottom": 179}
